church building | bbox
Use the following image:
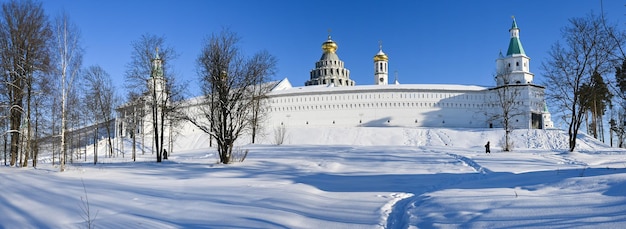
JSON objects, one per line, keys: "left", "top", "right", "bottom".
{"left": 265, "top": 18, "right": 553, "bottom": 129}
{"left": 115, "top": 18, "right": 554, "bottom": 150}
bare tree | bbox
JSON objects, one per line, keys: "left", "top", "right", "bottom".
{"left": 125, "top": 34, "right": 182, "bottom": 162}
{"left": 542, "top": 13, "right": 619, "bottom": 152}
{"left": 0, "top": 0, "right": 52, "bottom": 167}
{"left": 487, "top": 74, "right": 524, "bottom": 151}
{"left": 162, "top": 75, "right": 187, "bottom": 158}
{"left": 82, "top": 65, "right": 116, "bottom": 163}
{"left": 187, "top": 29, "right": 276, "bottom": 164}
{"left": 124, "top": 93, "right": 145, "bottom": 162}
{"left": 51, "top": 11, "right": 82, "bottom": 171}
{"left": 249, "top": 51, "right": 277, "bottom": 144}
{"left": 66, "top": 84, "right": 81, "bottom": 165}
{"left": 31, "top": 68, "right": 56, "bottom": 167}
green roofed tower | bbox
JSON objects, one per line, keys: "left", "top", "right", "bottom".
{"left": 506, "top": 17, "right": 525, "bottom": 56}
{"left": 495, "top": 17, "right": 534, "bottom": 86}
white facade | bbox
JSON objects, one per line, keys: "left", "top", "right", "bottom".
{"left": 266, "top": 80, "right": 552, "bottom": 129}
{"left": 115, "top": 18, "right": 555, "bottom": 146}
{"left": 265, "top": 18, "right": 553, "bottom": 130}
{"left": 115, "top": 50, "right": 171, "bottom": 142}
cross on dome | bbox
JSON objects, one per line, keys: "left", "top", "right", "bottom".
{"left": 374, "top": 40, "right": 388, "bottom": 62}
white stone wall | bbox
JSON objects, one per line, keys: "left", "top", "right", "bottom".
{"left": 115, "top": 83, "right": 553, "bottom": 148}
{"left": 266, "top": 87, "right": 493, "bottom": 129}
{"left": 265, "top": 83, "right": 552, "bottom": 130}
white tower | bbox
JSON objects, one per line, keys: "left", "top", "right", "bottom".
{"left": 374, "top": 42, "right": 389, "bottom": 85}
{"left": 150, "top": 48, "right": 167, "bottom": 99}
{"left": 495, "top": 17, "right": 534, "bottom": 86}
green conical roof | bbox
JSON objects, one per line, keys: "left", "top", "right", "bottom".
{"left": 506, "top": 18, "right": 525, "bottom": 56}
{"left": 506, "top": 37, "right": 525, "bottom": 56}
{"left": 511, "top": 19, "right": 518, "bottom": 30}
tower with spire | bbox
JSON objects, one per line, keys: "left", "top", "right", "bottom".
{"left": 495, "top": 17, "right": 534, "bottom": 86}
{"left": 150, "top": 47, "right": 166, "bottom": 97}
{"left": 373, "top": 41, "right": 389, "bottom": 85}
{"left": 305, "top": 33, "right": 355, "bottom": 87}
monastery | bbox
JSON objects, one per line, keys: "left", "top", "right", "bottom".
{"left": 265, "top": 18, "right": 553, "bottom": 129}
{"left": 115, "top": 18, "right": 554, "bottom": 147}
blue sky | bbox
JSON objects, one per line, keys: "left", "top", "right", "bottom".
{"left": 41, "top": 0, "right": 625, "bottom": 97}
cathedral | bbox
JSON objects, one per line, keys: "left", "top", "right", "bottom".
{"left": 265, "top": 18, "right": 553, "bottom": 129}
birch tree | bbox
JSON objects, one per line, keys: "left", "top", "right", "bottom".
{"left": 82, "top": 65, "right": 116, "bottom": 163}
{"left": 52, "top": 11, "right": 82, "bottom": 171}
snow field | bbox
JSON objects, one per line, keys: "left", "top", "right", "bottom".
{"left": 0, "top": 127, "right": 625, "bottom": 228}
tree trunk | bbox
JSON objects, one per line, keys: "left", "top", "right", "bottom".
{"left": 168, "top": 120, "right": 173, "bottom": 157}
{"left": 33, "top": 103, "right": 39, "bottom": 168}
{"left": 105, "top": 122, "right": 113, "bottom": 159}
{"left": 93, "top": 125, "right": 98, "bottom": 165}
{"left": 22, "top": 81, "right": 32, "bottom": 168}
{"left": 141, "top": 107, "right": 145, "bottom": 155}
{"left": 3, "top": 134, "right": 7, "bottom": 166}
{"left": 153, "top": 91, "right": 161, "bottom": 162}
{"left": 60, "top": 95, "right": 67, "bottom": 171}
{"left": 159, "top": 105, "right": 164, "bottom": 160}
{"left": 10, "top": 106, "right": 22, "bottom": 167}
{"left": 94, "top": 125, "right": 98, "bottom": 160}
{"left": 129, "top": 108, "right": 134, "bottom": 161}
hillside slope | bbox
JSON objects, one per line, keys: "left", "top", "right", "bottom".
{"left": 174, "top": 127, "right": 609, "bottom": 152}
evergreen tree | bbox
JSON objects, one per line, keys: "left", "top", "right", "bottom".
{"left": 578, "top": 71, "right": 612, "bottom": 139}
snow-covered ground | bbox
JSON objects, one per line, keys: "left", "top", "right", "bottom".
{"left": 1, "top": 127, "right": 626, "bottom": 228}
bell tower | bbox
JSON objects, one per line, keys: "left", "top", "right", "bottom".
{"left": 149, "top": 47, "right": 167, "bottom": 108}
{"left": 374, "top": 41, "right": 389, "bottom": 85}
{"left": 495, "top": 17, "right": 534, "bottom": 86}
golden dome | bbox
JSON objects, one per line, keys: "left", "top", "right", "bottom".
{"left": 374, "top": 50, "right": 388, "bottom": 62}
{"left": 322, "top": 36, "right": 338, "bottom": 53}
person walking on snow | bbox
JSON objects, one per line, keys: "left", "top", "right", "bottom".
{"left": 485, "top": 141, "right": 490, "bottom": 153}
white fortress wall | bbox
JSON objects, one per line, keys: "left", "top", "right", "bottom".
{"left": 266, "top": 84, "right": 492, "bottom": 128}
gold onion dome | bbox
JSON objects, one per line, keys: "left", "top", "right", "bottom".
{"left": 322, "top": 35, "right": 338, "bottom": 53}
{"left": 374, "top": 49, "right": 388, "bottom": 62}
